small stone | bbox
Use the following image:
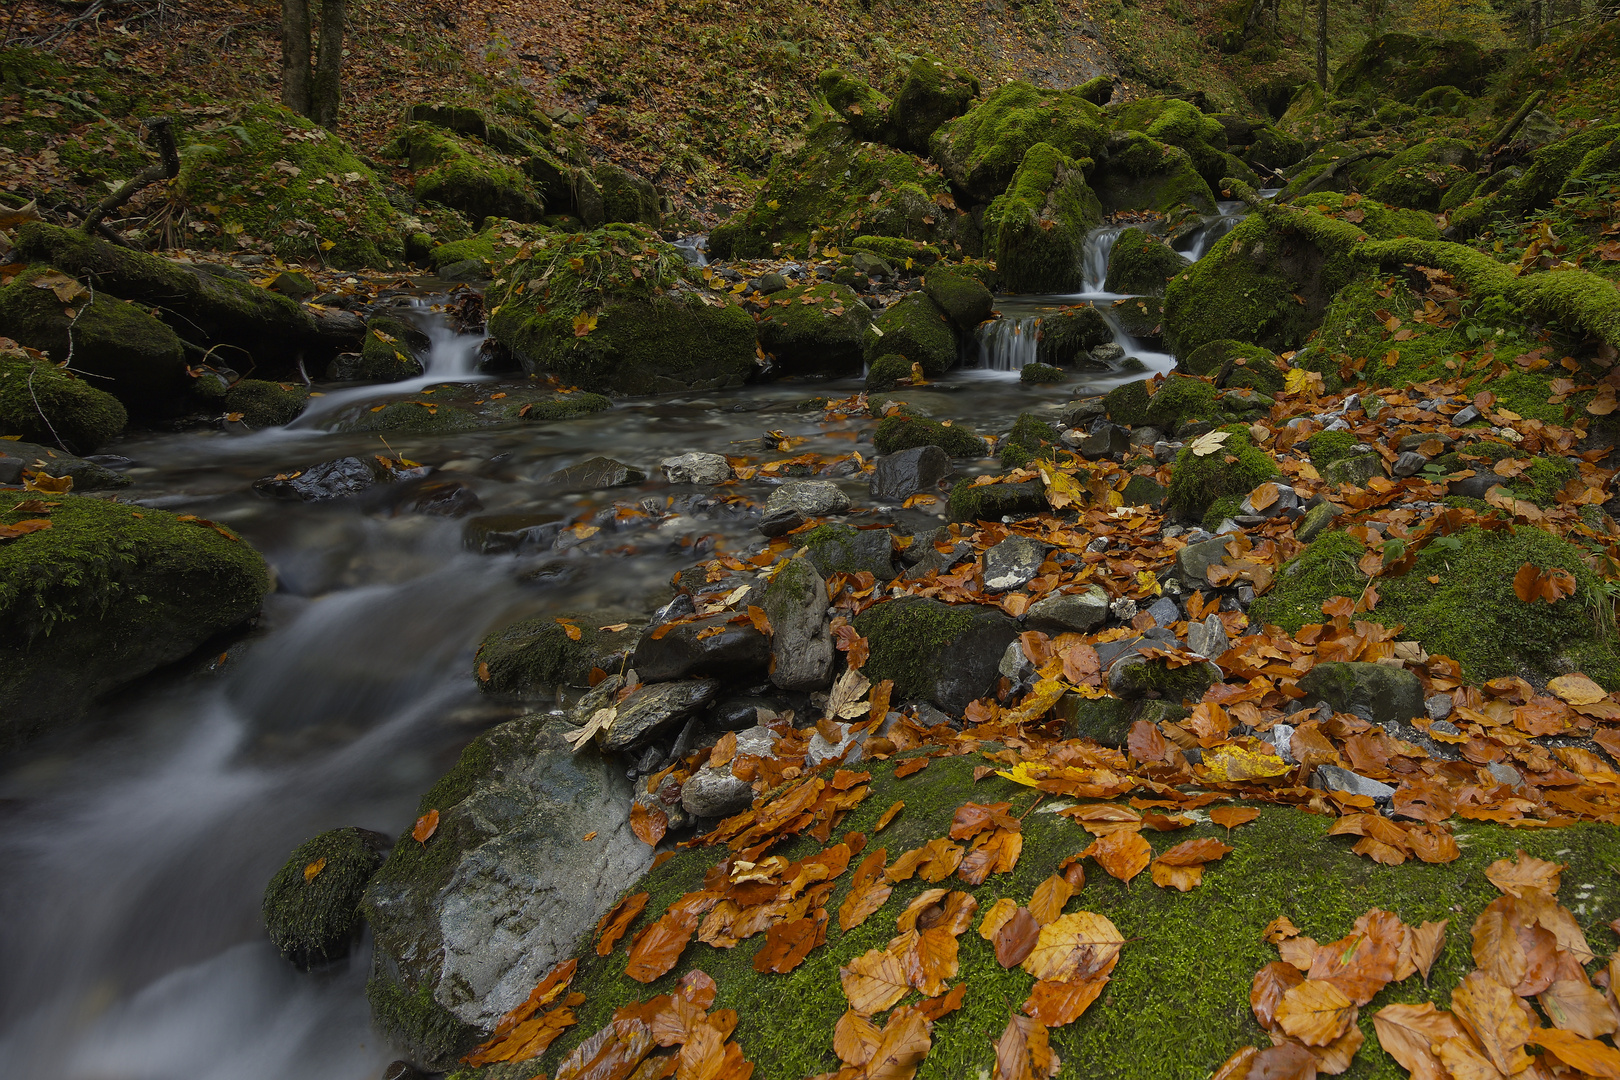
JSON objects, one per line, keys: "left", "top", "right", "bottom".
{"left": 1174, "top": 535, "right": 1234, "bottom": 582}
{"left": 911, "top": 703, "right": 954, "bottom": 728}
{"left": 1323, "top": 450, "right": 1383, "bottom": 488}
{"left": 602, "top": 679, "right": 721, "bottom": 751}
{"left": 1424, "top": 693, "right": 1454, "bottom": 721}
{"left": 543, "top": 456, "right": 646, "bottom": 492}
{"left": 1185, "top": 614, "right": 1230, "bottom": 659}
{"left": 756, "top": 272, "right": 789, "bottom": 294}
{"left": 382, "top": 1061, "right": 430, "bottom": 1080}
{"left": 1269, "top": 723, "right": 1296, "bottom": 765}
{"left": 734, "top": 725, "right": 778, "bottom": 758}
{"left": 1143, "top": 596, "right": 1180, "bottom": 628}
{"left": 1091, "top": 342, "right": 1125, "bottom": 364}
{"left": 1487, "top": 762, "right": 1523, "bottom": 787}
{"left": 982, "top": 535, "right": 1047, "bottom": 593}
{"left": 1110, "top": 597, "right": 1138, "bottom": 621}
{"left": 1079, "top": 423, "right": 1131, "bottom": 460}
{"left": 661, "top": 452, "right": 732, "bottom": 485}
{"left": 681, "top": 765, "right": 755, "bottom": 818}
{"left": 1429, "top": 719, "right": 1462, "bottom": 737}
{"left": 1397, "top": 432, "right": 1454, "bottom": 453}
{"left": 1060, "top": 398, "right": 1107, "bottom": 428}
{"left": 1452, "top": 404, "right": 1481, "bottom": 425}
{"left": 1153, "top": 441, "right": 1179, "bottom": 464}
{"left": 1310, "top": 764, "right": 1396, "bottom": 800}
{"left": 807, "top": 721, "right": 865, "bottom": 767}
{"left": 1295, "top": 501, "right": 1341, "bottom": 543}
{"left": 255, "top": 456, "right": 383, "bottom": 501}
{"left": 765, "top": 480, "right": 850, "bottom": 518}
{"left": 1240, "top": 483, "right": 1302, "bottom": 519}
{"left": 759, "top": 508, "right": 807, "bottom": 537}
{"left": 999, "top": 640, "right": 1032, "bottom": 681}
{"left": 708, "top": 695, "right": 774, "bottom": 732}
{"left": 1391, "top": 451, "right": 1428, "bottom": 478}
{"left": 1023, "top": 586, "right": 1110, "bottom": 634}
{"left": 870, "top": 445, "right": 953, "bottom": 502}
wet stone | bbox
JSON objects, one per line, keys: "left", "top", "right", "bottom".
{"left": 1240, "top": 483, "right": 1303, "bottom": 520}
{"left": 1310, "top": 764, "right": 1396, "bottom": 801}
{"left": 630, "top": 614, "right": 770, "bottom": 683}
{"left": 254, "top": 456, "right": 389, "bottom": 500}
{"left": 661, "top": 452, "right": 732, "bottom": 485}
{"left": 1142, "top": 596, "right": 1181, "bottom": 629}
{"left": 1060, "top": 398, "right": 1107, "bottom": 428}
{"left": 1297, "top": 661, "right": 1425, "bottom": 727}
{"left": 759, "top": 508, "right": 806, "bottom": 537}
{"left": 543, "top": 456, "right": 645, "bottom": 493}
{"left": 1079, "top": 423, "right": 1130, "bottom": 460}
{"left": 1185, "top": 614, "right": 1230, "bottom": 659}
{"left": 602, "top": 679, "right": 721, "bottom": 752}
{"left": 1425, "top": 693, "right": 1455, "bottom": 721}
{"left": 463, "top": 513, "right": 563, "bottom": 555}
{"left": 1023, "top": 586, "right": 1110, "bottom": 634}
{"left": 764, "top": 480, "right": 850, "bottom": 519}
{"left": 1430, "top": 719, "right": 1462, "bottom": 738}
{"left": 1488, "top": 761, "right": 1524, "bottom": 787}
{"left": 1391, "top": 451, "right": 1428, "bottom": 478}
{"left": 870, "top": 445, "right": 953, "bottom": 502}
{"left": 1175, "top": 535, "right": 1234, "bottom": 582}
{"left": 807, "top": 720, "right": 866, "bottom": 768}
{"left": 681, "top": 764, "right": 754, "bottom": 818}
{"left": 982, "top": 535, "right": 1047, "bottom": 593}
{"left": 707, "top": 694, "right": 775, "bottom": 732}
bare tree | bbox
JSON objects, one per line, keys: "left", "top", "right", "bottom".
{"left": 282, "top": 0, "right": 344, "bottom": 130}
{"left": 1316, "top": 0, "right": 1328, "bottom": 87}
{"left": 281, "top": 0, "right": 311, "bottom": 117}
{"left": 311, "top": 0, "right": 345, "bottom": 129}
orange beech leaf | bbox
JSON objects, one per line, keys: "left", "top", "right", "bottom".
{"left": 746, "top": 605, "right": 773, "bottom": 636}
{"left": 677, "top": 970, "right": 717, "bottom": 1009}
{"left": 412, "top": 809, "right": 440, "bottom": 843}
{"left": 596, "top": 892, "right": 650, "bottom": 956}
{"left": 1451, "top": 971, "right": 1534, "bottom": 1075}
{"left": 1021, "top": 911, "right": 1124, "bottom": 983}
{"left": 1251, "top": 960, "right": 1305, "bottom": 1033}
{"left": 1406, "top": 825, "right": 1461, "bottom": 864}
{"left": 895, "top": 889, "right": 950, "bottom": 933}
{"left": 1276, "top": 979, "right": 1356, "bottom": 1046}
{"left": 485, "top": 958, "right": 579, "bottom": 1040}
{"left": 840, "top": 948, "right": 910, "bottom": 1016}
{"left": 460, "top": 1002, "right": 578, "bottom": 1067}
{"left": 994, "top": 1015, "right": 1061, "bottom": 1080}
{"left": 1209, "top": 1048, "right": 1260, "bottom": 1080}
{"left": 1140, "top": 812, "right": 1194, "bottom": 831}
{"left": 1548, "top": 673, "right": 1607, "bottom": 706}
{"left": 675, "top": 1022, "right": 724, "bottom": 1080}
{"left": 1022, "top": 974, "right": 1109, "bottom": 1027}
{"left": 1485, "top": 850, "right": 1565, "bottom": 896}
{"left": 873, "top": 801, "right": 904, "bottom": 833}
{"left": 1149, "top": 862, "right": 1204, "bottom": 891}
{"left": 949, "top": 801, "right": 1015, "bottom": 840}
{"left": 914, "top": 837, "right": 965, "bottom": 883}
{"left": 957, "top": 828, "right": 1023, "bottom": 885}
{"left": 1154, "top": 837, "right": 1234, "bottom": 866}
{"left": 753, "top": 911, "right": 824, "bottom": 974}
{"left": 1434, "top": 1036, "right": 1506, "bottom": 1080}
{"left": 1538, "top": 953, "right": 1619, "bottom": 1038}
{"left": 1313, "top": 1019, "right": 1366, "bottom": 1075}
{"left": 1371, "top": 1003, "right": 1468, "bottom": 1080}
{"left": 626, "top": 909, "right": 700, "bottom": 984}
{"left": 894, "top": 757, "right": 931, "bottom": 779}
{"left": 915, "top": 983, "right": 966, "bottom": 1022}
{"left": 863, "top": 1007, "right": 931, "bottom": 1080}
{"left": 1278, "top": 936, "right": 1319, "bottom": 971}
{"left": 834, "top": 1009, "right": 881, "bottom": 1067}
{"left": 1517, "top": 887, "right": 1595, "bottom": 963}
{"left": 1308, "top": 908, "right": 1403, "bottom": 1005}
{"left": 1530, "top": 1026, "right": 1620, "bottom": 1075}
{"left": 838, "top": 878, "right": 893, "bottom": 933}
{"left": 994, "top": 906, "right": 1042, "bottom": 969}
{"left": 978, "top": 897, "right": 1019, "bottom": 941}
{"left": 1081, "top": 829, "right": 1151, "bottom": 884}
{"left": 1028, "top": 875, "right": 1075, "bottom": 925}
{"left": 1408, "top": 920, "right": 1448, "bottom": 985}
{"left": 650, "top": 993, "right": 708, "bottom": 1047}
{"left": 630, "top": 803, "right": 669, "bottom": 846}
{"left": 1351, "top": 836, "right": 1407, "bottom": 865}
{"left": 1264, "top": 916, "right": 1303, "bottom": 943}
{"left": 889, "top": 926, "right": 959, "bottom": 996}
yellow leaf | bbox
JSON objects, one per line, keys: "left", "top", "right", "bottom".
{"left": 304, "top": 857, "right": 327, "bottom": 882}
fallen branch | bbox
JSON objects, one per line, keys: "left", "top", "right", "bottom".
{"left": 1486, "top": 90, "right": 1546, "bottom": 155}
{"left": 80, "top": 116, "right": 178, "bottom": 243}
{"left": 1275, "top": 149, "right": 1392, "bottom": 204}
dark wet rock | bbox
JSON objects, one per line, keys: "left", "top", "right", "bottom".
{"left": 870, "top": 445, "right": 953, "bottom": 502}
{"left": 1310, "top": 764, "right": 1396, "bottom": 801}
{"left": 1324, "top": 451, "right": 1383, "bottom": 488}
{"left": 1487, "top": 761, "right": 1523, "bottom": 788}
{"left": 756, "top": 282, "right": 871, "bottom": 378}
{"left": 1174, "top": 535, "right": 1235, "bottom": 582}
{"left": 381, "top": 1061, "right": 430, "bottom": 1080}
{"left": 1023, "top": 587, "right": 1110, "bottom": 634}
{"left": 1391, "top": 451, "right": 1428, "bottom": 478}
{"left": 1297, "top": 661, "right": 1424, "bottom": 726}
{"left": 854, "top": 596, "right": 1018, "bottom": 713}
{"left": 947, "top": 480, "right": 1047, "bottom": 522}
{"left": 1425, "top": 693, "right": 1454, "bottom": 721}
{"left": 764, "top": 480, "right": 850, "bottom": 519}
{"left": 0, "top": 440, "right": 130, "bottom": 490}
{"left": 363, "top": 715, "right": 651, "bottom": 1067}
{"left": 680, "top": 763, "right": 755, "bottom": 818}
{"left": 462, "top": 513, "right": 563, "bottom": 555}
{"left": 630, "top": 614, "right": 769, "bottom": 682}
{"left": 1079, "top": 423, "right": 1131, "bottom": 460}
{"left": 542, "top": 456, "right": 646, "bottom": 492}
{"left": 263, "top": 827, "right": 389, "bottom": 970}
{"left": 603, "top": 679, "right": 721, "bottom": 751}
{"left": 1107, "top": 654, "right": 1222, "bottom": 703}
{"left": 389, "top": 478, "right": 483, "bottom": 517}
{"left": 759, "top": 508, "right": 807, "bottom": 538}
{"left": 707, "top": 694, "right": 776, "bottom": 732}
{"left": 761, "top": 557, "right": 834, "bottom": 692}
{"left": 982, "top": 535, "right": 1047, "bottom": 593}
{"left": 253, "top": 456, "right": 400, "bottom": 501}
{"left": 660, "top": 452, "right": 731, "bottom": 485}
{"left": 1185, "top": 614, "right": 1231, "bottom": 659}
{"left": 475, "top": 612, "right": 642, "bottom": 699}
{"left": 797, "top": 523, "right": 897, "bottom": 581}
{"left": 1060, "top": 397, "right": 1108, "bottom": 428}
{"left": 1142, "top": 596, "right": 1181, "bottom": 628}
{"left": 1121, "top": 474, "right": 1166, "bottom": 508}
{"left": 1057, "top": 694, "right": 1189, "bottom": 748}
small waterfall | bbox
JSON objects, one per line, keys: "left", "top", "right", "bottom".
{"left": 1175, "top": 200, "right": 1247, "bottom": 262}
{"left": 672, "top": 235, "right": 708, "bottom": 266}
{"left": 1080, "top": 224, "right": 1131, "bottom": 294}
{"left": 977, "top": 314, "right": 1042, "bottom": 371}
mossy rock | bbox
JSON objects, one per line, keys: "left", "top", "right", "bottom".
{"left": 0, "top": 353, "right": 126, "bottom": 453}
{"left": 848, "top": 235, "right": 942, "bottom": 267}
{"left": 264, "top": 827, "right": 388, "bottom": 970}
{"left": 1105, "top": 96, "right": 1248, "bottom": 195}
{"left": 224, "top": 379, "right": 307, "bottom": 427}
{"left": 861, "top": 293, "right": 957, "bottom": 376}
{"left": 580, "top": 163, "right": 661, "bottom": 228}
{"left": 1301, "top": 430, "right": 1359, "bottom": 468}
{"left": 985, "top": 142, "right": 1102, "bottom": 294}
{"left": 872, "top": 414, "right": 985, "bottom": 458}
{"left": 1018, "top": 362, "right": 1065, "bottom": 385}
{"left": 1446, "top": 124, "right": 1620, "bottom": 238}
{"left": 0, "top": 267, "right": 188, "bottom": 415}
{"left": 1364, "top": 138, "right": 1478, "bottom": 212}
{"left": 501, "top": 749, "right": 1620, "bottom": 1080}
{"left": 1243, "top": 125, "right": 1308, "bottom": 172}
{"left": 427, "top": 218, "right": 544, "bottom": 274}
{"left": 339, "top": 314, "right": 427, "bottom": 382}
{"left": 921, "top": 269, "right": 994, "bottom": 333}
{"left": 929, "top": 81, "right": 1106, "bottom": 204}
{"left": 1092, "top": 133, "right": 1216, "bottom": 218}
{"left": 325, "top": 384, "right": 610, "bottom": 435}
{"left": 1251, "top": 526, "right": 1620, "bottom": 686}
{"left": 947, "top": 478, "right": 1048, "bottom": 522}
{"left": 1143, "top": 374, "right": 1217, "bottom": 432}
{"left": 816, "top": 68, "right": 895, "bottom": 144}
{"left": 890, "top": 55, "right": 980, "bottom": 152}
{"left": 1104, "top": 379, "right": 1153, "bottom": 426}
{"left": 0, "top": 495, "right": 270, "bottom": 746}
{"left": 1037, "top": 306, "right": 1112, "bottom": 366}
{"left": 853, "top": 596, "right": 1015, "bottom": 710}
{"left": 757, "top": 282, "right": 871, "bottom": 378}
{"left": 1104, "top": 227, "right": 1185, "bottom": 295}
{"left": 794, "top": 523, "right": 897, "bottom": 581}
{"left": 865, "top": 353, "right": 916, "bottom": 393}
{"left": 1332, "top": 33, "right": 1499, "bottom": 100}
{"left": 1181, "top": 338, "right": 1277, "bottom": 381}
{"left": 474, "top": 613, "right": 641, "bottom": 698}
{"left": 1165, "top": 424, "right": 1279, "bottom": 519}
{"left": 998, "top": 412, "right": 1058, "bottom": 467}
{"left": 173, "top": 101, "right": 405, "bottom": 269}
{"left": 486, "top": 224, "right": 756, "bottom": 395}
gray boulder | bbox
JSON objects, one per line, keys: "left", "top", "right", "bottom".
{"left": 661, "top": 452, "right": 732, "bottom": 485}
{"left": 1185, "top": 614, "right": 1230, "bottom": 659}
{"left": 543, "top": 456, "right": 646, "bottom": 492}
{"left": 853, "top": 596, "right": 1018, "bottom": 713}
{"left": 761, "top": 557, "right": 834, "bottom": 691}
{"left": 1296, "top": 661, "right": 1425, "bottom": 726}
{"left": 602, "top": 679, "right": 720, "bottom": 751}
{"left": 363, "top": 716, "right": 652, "bottom": 1069}
{"left": 1023, "top": 587, "right": 1109, "bottom": 634}
{"left": 870, "top": 445, "right": 953, "bottom": 502}
{"left": 798, "top": 523, "right": 897, "bottom": 581}
{"left": 630, "top": 614, "right": 769, "bottom": 682}
{"left": 1174, "top": 535, "right": 1235, "bottom": 583}
{"left": 982, "top": 536, "right": 1047, "bottom": 593}
{"left": 764, "top": 480, "right": 850, "bottom": 519}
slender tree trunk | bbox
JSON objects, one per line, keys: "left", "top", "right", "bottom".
{"left": 1530, "top": 0, "right": 1543, "bottom": 46}
{"left": 281, "top": 0, "right": 311, "bottom": 116}
{"left": 1316, "top": 0, "right": 1328, "bottom": 87}
{"left": 311, "top": 0, "right": 345, "bottom": 129}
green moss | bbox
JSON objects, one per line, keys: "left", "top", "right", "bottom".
{"left": 368, "top": 975, "right": 478, "bottom": 1069}
{"left": 1333, "top": 33, "right": 1497, "bottom": 100}
{"left": 757, "top": 282, "right": 869, "bottom": 375}
{"left": 816, "top": 68, "right": 894, "bottom": 143}
{"left": 349, "top": 315, "right": 426, "bottom": 382}
{"left": 929, "top": 81, "right": 1106, "bottom": 204}
{"left": 999, "top": 412, "right": 1058, "bottom": 465}
{"left": 852, "top": 598, "right": 977, "bottom": 702}
{"left": 263, "top": 828, "right": 384, "bottom": 968}
{"left": 1104, "top": 228, "right": 1185, "bottom": 295}
{"left": 340, "top": 401, "right": 482, "bottom": 434}
{"left": 1201, "top": 494, "right": 1244, "bottom": 531}
{"left": 0, "top": 355, "right": 127, "bottom": 453}
{"left": 1252, "top": 526, "right": 1620, "bottom": 686}
{"left": 1092, "top": 134, "right": 1216, "bottom": 217}
{"left": 1144, "top": 375, "right": 1217, "bottom": 432}
{"left": 946, "top": 478, "right": 1047, "bottom": 522}
{"left": 865, "top": 354, "right": 915, "bottom": 392}
{"left": 500, "top": 750, "right": 1620, "bottom": 1080}
{"left": 1018, "top": 363, "right": 1065, "bottom": 385}
{"left": 474, "top": 614, "right": 637, "bottom": 698}
{"left": 1165, "top": 424, "right": 1279, "bottom": 519}
{"left": 890, "top": 55, "right": 980, "bottom": 152}
{"left": 848, "top": 235, "right": 943, "bottom": 266}
{"left": 224, "top": 379, "right": 307, "bottom": 427}
{"left": 861, "top": 293, "right": 957, "bottom": 375}
{"left": 985, "top": 142, "right": 1102, "bottom": 294}
{"left": 921, "top": 269, "right": 994, "bottom": 332}
{"left": 1364, "top": 138, "right": 1476, "bottom": 212}
{"left": 1443, "top": 124, "right": 1620, "bottom": 239}
{"left": 872, "top": 414, "right": 986, "bottom": 458}
{"left": 1508, "top": 456, "right": 1578, "bottom": 507}
{"left": 1105, "top": 379, "right": 1153, "bottom": 426}
{"left": 1302, "top": 430, "right": 1359, "bottom": 468}
{"left": 1039, "top": 306, "right": 1113, "bottom": 366}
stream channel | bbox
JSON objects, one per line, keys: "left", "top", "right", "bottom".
{"left": 0, "top": 205, "right": 1244, "bottom": 1079}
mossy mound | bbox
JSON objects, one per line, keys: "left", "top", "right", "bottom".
{"left": 1104, "top": 228, "right": 1185, "bottom": 295}
{"left": 1104, "top": 379, "right": 1153, "bottom": 426}
{"left": 816, "top": 68, "right": 895, "bottom": 144}
{"left": 848, "top": 236, "right": 943, "bottom": 267}
{"left": 263, "top": 827, "right": 387, "bottom": 970}
{"left": 174, "top": 102, "right": 405, "bottom": 269}
{"left": 1364, "top": 138, "right": 1477, "bottom": 212}
{"left": 985, "top": 143, "right": 1102, "bottom": 294}
{"left": 929, "top": 81, "right": 1106, "bottom": 204}
{"left": 1332, "top": 33, "right": 1499, "bottom": 100}
{"left": 1105, "top": 96, "right": 1252, "bottom": 194}
{"left": 474, "top": 613, "right": 641, "bottom": 699}
{"left": 1164, "top": 424, "right": 1279, "bottom": 519}
{"left": 489, "top": 749, "right": 1620, "bottom": 1080}
{"left": 861, "top": 293, "right": 957, "bottom": 376}
{"left": 1018, "top": 362, "right": 1065, "bottom": 385}
{"left": 1091, "top": 134, "right": 1216, "bottom": 218}
{"left": 578, "top": 163, "right": 662, "bottom": 229}
{"left": 947, "top": 478, "right": 1047, "bottom": 521}
{"left": 998, "top": 412, "right": 1058, "bottom": 468}
{"left": 0, "top": 495, "right": 270, "bottom": 745}
{"left": 328, "top": 385, "right": 611, "bottom": 435}
{"left": 1037, "top": 306, "right": 1113, "bottom": 366}
{"left": 388, "top": 122, "right": 546, "bottom": 227}
{"left": 1251, "top": 526, "right": 1620, "bottom": 686}
{"left": 427, "top": 219, "right": 546, "bottom": 275}
{"left": 757, "top": 282, "right": 871, "bottom": 378}
{"left": 224, "top": 379, "right": 307, "bottom": 427}
{"left": 486, "top": 224, "right": 756, "bottom": 395}
{"left": 1143, "top": 374, "right": 1218, "bottom": 433}
{"left": 873, "top": 414, "right": 986, "bottom": 458}
{"left": 865, "top": 354, "right": 916, "bottom": 393}
{"left": 889, "top": 55, "right": 980, "bottom": 153}
{"left": 708, "top": 125, "right": 961, "bottom": 259}
{"left": 1301, "top": 430, "right": 1358, "bottom": 468}
{"left": 921, "top": 269, "right": 994, "bottom": 333}
{"left": 1446, "top": 124, "right": 1620, "bottom": 239}
{"left": 343, "top": 315, "right": 427, "bottom": 382}
{"left": 0, "top": 354, "right": 127, "bottom": 453}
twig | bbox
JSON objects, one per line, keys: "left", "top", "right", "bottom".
{"left": 26, "top": 366, "right": 69, "bottom": 452}
{"left": 81, "top": 115, "right": 179, "bottom": 241}
{"left": 1487, "top": 90, "right": 1546, "bottom": 154}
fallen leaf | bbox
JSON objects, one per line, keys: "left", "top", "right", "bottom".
{"left": 994, "top": 1015, "right": 1061, "bottom": 1080}
{"left": 1371, "top": 1002, "right": 1468, "bottom": 1080}
{"left": 1082, "top": 829, "right": 1151, "bottom": 884}
{"left": 626, "top": 909, "right": 700, "bottom": 984}
{"left": 596, "top": 892, "right": 651, "bottom": 956}
{"left": 834, "top": 1010, "right": 880, "bottom": 1067}
{"left": 1451, "top": 970, "right": 1534, "bottom": 1075}
{"left": 1485, "top": 850, "right": 1565, "bottom": 897}
{"left": 1210, "top": 806, "right": 1262, "bottom": 831}
{"left": 1530, "top": 1026, "right": 1620, "bottom": 1076}
{"left": 840, "top": 948, "right": 909, "bottom": 1016}
{"left": 303, "top": 857, "right": 326, "bottom": 882}
{"left": 631, "top": 803, "right": 668, "bottom": 846}
{"left": 1276, "top": 979, "right": 1355, "bottom": 1046}
{"left": 413, "top": 809, "right": 439, "bottom": 844}
{"left": 1021, "top": 911, "right": 1124, "bottom": 983}
{"left": 994, "top": 906, "right": 1042, "bottom": 968}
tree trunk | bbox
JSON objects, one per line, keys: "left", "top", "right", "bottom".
{"left": 311, "top": 0, "right": 345, "bottom": 130}
{"left": 281, "top": 0, "right": 311, "bottom": 117}
{"left": 1530, "top": 0, "right": 1543, "bottom": 46}
{"left": 1315, "top": 0, "right": 1328, "bottom": 87}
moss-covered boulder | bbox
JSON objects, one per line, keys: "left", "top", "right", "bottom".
{"left": 1364, "top": 138, "right": 1477, "bottom": 212}
{"left": 0, "top": 439, "right": 129, "bottom": 490}
{"left": 486, "top": 224, "right": 756, "bottom": 395}
{"left": 405, "top": 124, "right": 547, "bottom": 226}
{"left": 1104, "top": 378, "right": 1153, "bottom": 426}
{"left": 363, "top": 713, "right": 652, "bottom": 1070}
{"left": 0, "top": 351, "right": 127, "bottom": 453}
{"left": 1181, "top": 339, "right": 1286, "bottom": 393}
{"left": 929, "top": 81, "right": 1107, "bottom": 204}
{"left": 795, "top": 523, "right": 898, "bottom": 581}
{"left": 757, "top": 282, "right": 871, "bottom": 378}
{"left": 998, "top": 412, "right": 1058, "bottom": 468}
{"left": 578, "top": 163, "right": 662, "bottom": 229}
{"left": 873, "top": 414, "right": 986, "bottom": 458}
{"left": 264, "top": 827, "right": 388, "bottom": 970}
{"left": 889, "top": 55, "right": 980, "bottom": 152}
{"left": 224, "top": 379, "right": 307, "bottom": 427}
{"left": 0, "top": 495, "right": 270, "bottom": 745}
{"left": 921, "top": 268, "right": 994, "bottom": 333}
{"left": 335, "top": 314, "right": 428, "bottom": 382}
{"left": 1091, "top": 133, "right": 1217, "bottom": 218}
{"left": 1251, "top": 526, "right": 1620, "bottom": 686}
{"left": 815, "top": 69, "right": 895, "bottom": 144}
{"left": 1104, "top": 227, "right": 1185, "bottom": 295}
{"left": 861, "top": 292, "right": 957, "bottom": 375}
{"left": 1333, "top": 33, "right": 1499, "bottom": 100}
{"left": 1037, "top": 305, "right": 1113, "bottom": 366}
{"left": 15, "top": 223, "right": 321, "bottom": 378}
{"left": 474, "top": 613, "right": 642, "bottom": 699}
{"left": 985, "top": 142, "right": 1102, "bottom": 294}
{"left": 865, "top": 353, "right": 916, "bottom": 392}
{"left": 172, "top": 102, "right": 405, "bottom": 269}
{"left": 0, "top": 267, "right": 189, "bottom": 414}
{"left": 1143, "top": 374, "right": 1218, "bottom": 433}
{"left": 1165, "top": 424, "right": 1279, "bottom": 520}
{"left": 1446, "top": 124, "right": 1620, "bottom": 239}
{"left": 854, "top": 596, "right": 1016, "bottom": 711}
{"left": 1105, "top": 96, "right": 1253, "bottom": 194}
{"left": 325, "top": 384, "right": 610, "bottom": 435}
{"left": 424, "top": 217, "right": 545, "bottom": 276}
{"left": 848, "top": 235, "right": 943, "bottom": 267}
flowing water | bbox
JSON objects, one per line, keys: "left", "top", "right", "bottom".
{"left": 0, "top": 206, "right": 1239, "bottom": 1080}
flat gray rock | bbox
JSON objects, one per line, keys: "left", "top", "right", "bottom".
{"left": 870, "top": 445, "right": 953, "bottom": 502}
{"left": 761, "top": 557, "right": 834, "bottom": 691}
{"left": 681, "top": 764, "right": 755, "bottom": 818}
{"left": 1186, "top": 614, "right": 1230, "bottom": 659}
{"left": 661, "top": 452, "right": 732, "bottom": 485}
{"left": 1023, "top": 587, "right": 1109, "bottom": 634}
{"left": 982, "top": 535, "right": 1047, "bottom": 593}
{"left": 603, "top": 679, "right": 721, "bottom": 751}
{"left": 1310, "top": 764, "right": 1395, "bottom": 800}
{"left": 765, "top": 480, "right": 849, "bottom": 518}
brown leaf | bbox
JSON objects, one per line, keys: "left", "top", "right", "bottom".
{"left": 1308, "top": 908, "right": 1402, "bottom": 1005}
{"left": 1148, "top": 862, "right": 1204, "bottom": 891}
{"left": 597, "top": 892, "right": 651, "bottom": 956}
{"left": 1154, "top": 837, "right": 1233, "bottom": 866}
{"left": 1451, "top": 971, "right": 1534, "bottom": 1075}
{"left": 0, "top": 518, "right": 52, "bottom": 540}
{"left": 994, "top": 1015, "right": 1061, "bottom": 1080}
{"left": 1530, "top": 1026, "right": 1620, "bottom": 1076}
{"left": 303, "top": 857, "right": 326, "bottom": 882}
{"left": 840, "top": 948, "right": 909, "bottom": 1016}
{"left": 889, "top": 926, "right": 958, "bottom": 997}
{"left": 1408, "top": 920, "right": 1448, "bottom": 985}
{"left": 631, "top": 803, "right": 669, "bottom": 846}
{"left": 1028, "top": 875, "right": 1075, "bottom": 925}
{"left": 863, "top": 1007, "right": 931, "bottom": 1080}
{"left": 746, "top": 605, "right": 773, "bottom": 636}
{"left": 1022, "top": 974, "right": 1109, "bottom": 1028}
{"left": 675, "top": 1021, "right": 724, "bottom": 1080}
{"left": 1371, "top": 1003, "right": 1467, "bottom": 1080}
{"left": 1020, "top": 911, "right": 1124, "bottom": 983}
{"left": 833, "top": 1009, "right": 880, "bottom": 1067}
{"left": 753, "top": 911, "right": 824, "bottom": 974}
{"left": 1210, "top": 806, "right": 1262, "bottom": 831}
{"left": 1242, "top": 1043, "right": 1318, "bottom": 1079}
{"left": 412, "top": 808, "right": 440, "bottom": 844}
{"left": 1539, "top": 957, "right": 1620, "bottom": 1039}
{"left": 1082, "top": 829, "right": 1151, "bottom": 884}
{"left": 1485, "top": 850, "right": 1565, "bottom": 896}
{"left": 978, "top": 897, "right": 1019, "bottom": 941}
{"left": 626, "top": 909, "right": 700, "bottom": 984}
{"left": 914, "top": 982, "right": 967, "bottom": 1022}
{"left": 1251, "top": 960, "right": 1305, "bottom": 1033}
{"left": 1548, "top": 673, "right": 1607, "bottom": 706}
{"left": 873, "top": 801, "right": 904, "bottom": 832}
{"left": 994, "top": 907, "right": 1041, "bottom": 969}
{"left": 1276, "top": 979, "right": 1355, "bottom": 1046}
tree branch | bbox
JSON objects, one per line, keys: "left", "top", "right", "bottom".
{"left": 79, "top": 115, "right": 179, "bottom": 243}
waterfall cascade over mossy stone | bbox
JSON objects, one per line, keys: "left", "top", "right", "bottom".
{"left": 985, "top": 142, "right": 1102, "bottom": 294}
